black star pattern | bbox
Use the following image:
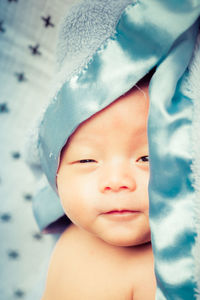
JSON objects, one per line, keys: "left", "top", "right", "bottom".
{"left": 14, "top": 289, "right": 25, "bottom": 298}
{"left": 24, "top": 193, "right": 32, "bottom": 201}
{"left": 28, "top": 44, "right": 41, "bottom": 56}
{"left": 12, "top": 152, "right": 21, "bottom": 159}
{"left": 7, "top": 250, "right": 19, "bottom": 260}
{"left": 41, "top": 15, "right": 54, "bottom": 28}
{"left": 1, "top": 213, "right": 11, "bottom": 222}
{"left": 0, "top": 21, "right": 6, "bottom": 33}
{"left": 0, "top": 103, "right": 9, "bottom": 113}
{"left": 33, "top": 232, "right": 43, "bottom": 240}
{"left": 15, "top": 72, "right": 27, "bottom": 82}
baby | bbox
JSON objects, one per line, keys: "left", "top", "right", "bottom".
{"left": 41, "top": 79, "right": 156, "bottom": 300}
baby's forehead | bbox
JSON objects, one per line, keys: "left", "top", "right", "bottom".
{"left": 83, "top": 85, "right": 148, "bottom": 127}
{"left": 64, "top": 88, "right": 149, "bottom": 150}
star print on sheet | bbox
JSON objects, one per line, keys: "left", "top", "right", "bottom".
{"left": 7, "top": 250, "right": 19, "bottom": 260}
{"left": 0, "top": 21, "right": 6, "bottom": 33}
{"left": 41, "top": 15, "right": 54, "bottom": 28}
{"left": 33, "top": 232, "right": 43, "bottom": 240}
{"left": 28, "top": 44, "right": 41, "bottom": 56}
{"left": 0, "top": 1, "right": 72, "bottom": 299}
{"left": 0, "top": 213, "right": 12, "bottom": 222}
{"left": 14, "top": 289, "right": 25, "bottom": 298}
{"left": 23, "top": 193, "right": 32, "bottom": 201}
{"left": 12, "top": 152, "right": 21, "bottom": 159}
{"left": 15, "top": 72, "right": 27, "bottom": 82}
{"left": 0, "top": 103, "right": 9, "bottom": 113}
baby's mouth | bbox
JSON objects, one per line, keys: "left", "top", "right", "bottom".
{"left": 105, "top": 210, "right": 138, "bottom": 214}
{"left": 102, "top": 210, "right": 140, "bottom": 221}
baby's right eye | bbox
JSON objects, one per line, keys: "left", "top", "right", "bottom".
{"left": 78, "top": 159, "right": 97, "bottom": 163}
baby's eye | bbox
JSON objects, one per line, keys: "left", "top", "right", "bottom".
{"left": 78, "top": 159, "right": 96, "bottom": 163}
{"left": 137, "top": 156, "right": 149, "bottom": 163}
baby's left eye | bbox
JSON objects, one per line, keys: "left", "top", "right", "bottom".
{"left": 137, "top": 156, "right": 149, "bottom": 163}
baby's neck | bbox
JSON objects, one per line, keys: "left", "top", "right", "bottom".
{"left": 70, "top": 224, "right": 152, "bottom": 259}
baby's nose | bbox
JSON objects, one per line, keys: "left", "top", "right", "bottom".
{"left": 99, "top": 162, "right": 137, "bottom": 193}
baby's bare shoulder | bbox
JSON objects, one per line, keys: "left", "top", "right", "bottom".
{"left": 42, "top": 224, "right": 129, "bottom": 299}
{"left": 41, "top": 224, "right": 84, "bottom": 300}
{"left": 42, "top": 226, "right": 156, "bottom": 300}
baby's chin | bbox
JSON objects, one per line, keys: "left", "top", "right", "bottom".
{"left": 98, "top": 232, "right": 151, "bottom": 248}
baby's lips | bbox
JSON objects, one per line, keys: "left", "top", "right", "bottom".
{"left": 104, "top": 209, "right": 139, "bottom": 214}
{"left": 100, "top": 210, "right": 141, "bottom": 222}
{"left": 100, "top": 208, "right": 141, "bottom": 214}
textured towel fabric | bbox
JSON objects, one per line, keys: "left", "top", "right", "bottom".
{"left": 184, "top": 36, "right": 200, "bottom": 298}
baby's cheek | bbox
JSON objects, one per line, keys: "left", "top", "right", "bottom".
{"left": 58, "top": 184, "right": 86, "bottom": 218}
{"left": 137, "top": 171, "right": 149, "bottom": 205}
{"left": 57, "top": 168, "right": 77, "bottom": 194}
{"left": 59, "top": 193, "right": 81, "bottom": 225}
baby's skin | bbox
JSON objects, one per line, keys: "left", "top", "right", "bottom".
{"left": 42, "top": 83, "right": 156, "bottom": 299}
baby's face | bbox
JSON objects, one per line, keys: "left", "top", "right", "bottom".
{"left": 57, "top": 84, "right": 150, "bottom": 247}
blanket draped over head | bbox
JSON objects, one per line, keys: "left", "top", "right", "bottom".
{"left": 27, "top": 0, "right": 200, "bottom": 298}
